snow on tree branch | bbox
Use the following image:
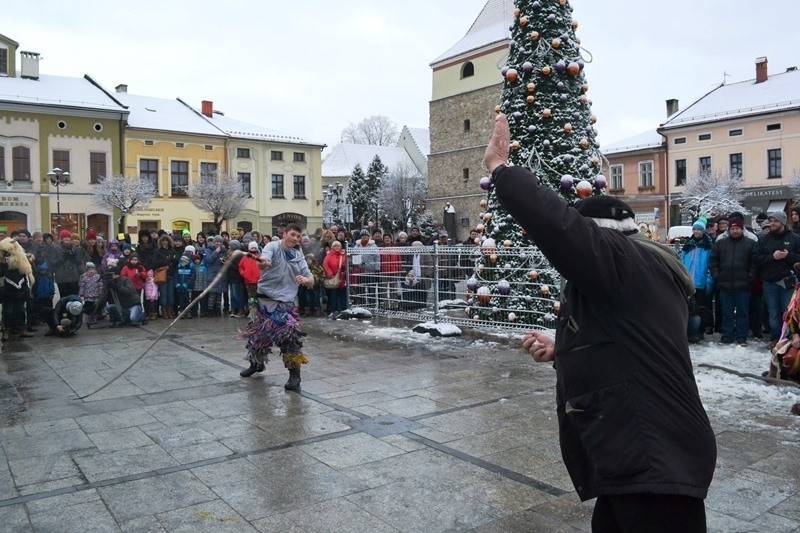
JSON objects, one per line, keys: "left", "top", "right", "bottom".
{"left": 341, "top": 115, "right": 399, "bottom": 146}
{"left": 91, "top": 174, "right": 157, "bottom": 215}
{"left": 788, "top": 169, "right": 800, "bottom": 204}
{"left": 681, "top": 170, "right": 748, "bottom": 219}
{"left": 378, "top": 161, "right": 426, "bottom": 230}
{"left": 188, "top": 170, "right": 249, "bottom": 233}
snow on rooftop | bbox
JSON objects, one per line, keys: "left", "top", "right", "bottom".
{"left": 0, "top": 73, "right": 126, "bottom": 113}
{"left": 601, "top": 129, "right": 663, "bottom": 155}
{"left": 431, "top": 0, "right": 513, "bottom": 64}
{"left": 201, "top": 112, "right": 323, "bottom": 146}
{"left": 406, "top": 127, "right": 430, "bottom": 157}
{"left": 662, "top": 68, "right": 800, "bottom": 129}
{"left": 113, "top": 92, "right": 222, "bottom": 136}
{"left": 322, "top": 143, "right": 419, "bottom": 177}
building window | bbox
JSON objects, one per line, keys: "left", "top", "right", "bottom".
{"left": 464, "top": 119, "right": 471, "bottom": 132}
{"left": 461, "top": 61, "right": 475, "bottom": 78}
{"left": 237, "top": 172, "right": 251, "bottom": 196}
{"left": 0, "top": 147, "right": 4, "bottom": 180}
{"left": 638, "top": 161, "right": 653, "bottom": 188}
{"left": 12, "top": 147, "right": 31, "bottom": 181}
{"left": 729, "top": 128, "right": 743, "bottom": 137}
{"left": 699, "top": 156, "right": 711, "bottom": 174}
{"left": 698, "top": 133, "right": 711, "bottom": 141}
{"left": 175, "top": 142, "right": 184, "bottom": 148}
{"left": 0, "top": 49, "right": 7, "bottom": 76}
{"left": 293, "top": 152, "right": 305, "bottom": 163}
{"left": 293, "top": 175, "right": 306, "bottom": 199}
{"left": 237, "top": 147, "right": 250, "bottom": 158}
{"left": 171, "top": 160, "right": 189, "bottom": 196}
{"left": 140, "top": 159, "right": 158, "bottom": 192}
{"left": 675, "top": 159, "right": 687, "bottom": 186}
{"left": 271, "top": 150, "right": 283, "bottom": 161}
{"left": 144, "top": 140, "right": 154, "bottom": 146}
{"left": 462, "top": 168, "right": 470, "bottom": 182}
{"left": 200, "top": 162, "right": 217, "bottom": 184}
{"left": 766, "top": 123, "right": 781, "bottom": 132}
{"left": 729, "top": 153, "right": 742, "bottom": 177}
{"left": 204, "top": 145, "right": 212, "bottom": 151}
{"left": 674, "top": 137, "right": 687, "bottom": 145}
{"left": 768, "top": 148, "right": 782, "bottom": 178}
{"left": 610, "top": 164, "right": 623, "bottom": 190}
{"left": 90, "top": 152, "right": 106, "bottom": 183}
{"left": 271, "top": 174, "right": 284, "bottom": 198}
{"left": 52, "top": 149, "right": 70, "bottom": 174}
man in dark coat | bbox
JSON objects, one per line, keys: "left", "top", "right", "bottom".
{"left": 709, "top": 215, "right": 757, "bottom": 345}
{"left": 485, "top": 114, "right": 716, "bottom": 532}
{"left": 754, "top": 211, "right": 800, "bottom": 346}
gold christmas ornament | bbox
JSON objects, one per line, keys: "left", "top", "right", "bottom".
{"left": 581, "top": 83, "right": 589, "bottom": 93}
{"left": 591, "top": 156, "right": 601, "bottom": 167}
{"left": 542, "top": 108, "right": 552, "bottom": 119}
{"left": 476, "top": 223, "right": 485, "bottom": 232}
{"left": 542, "top": 65, "right": 552, "bottom": 76}
{"left": 559, "top": 0, "right": 568, "bottom": 5}
{"left": 540, "top": 286, "right": 551, "bottom": 296}
{"left": 590, "top": 115, "right": 597, "bottom": 124}
{"left": 528, "top": 270, "right": 539, "bottom": 281}
{"left": 526, "top": 95, "right": 535, "bottom": 105}
{"left": 519, "top": 16, "right": 529, "bottom": 26}
{"left": 494, "top": 104, "right": 502, "bottom": 113}
{"left": 572, "top": 20, "right": 579, "bottom": 30}
{"left": 513, "top": 7, "right": 521, "bottom": 16}
{"left": 554, "top": 302, "right": 561, "bottom": 312}
{"left": 483, "top": 212, "right": 493, "bottom": 222}
{"left": 551, "top": 38, "right": 561, "bottom": 49}
{"left": 563, "top": 123, "right": 573, "bottom": 133}
{"left": 527, "top": 82, "right": 536, "bottom": 92}
{"left": 579, "top": 95, "right": 588, "bottom": 105}
{"left": 579, "top": 137, "right": 589, "bottom": 149}
{"left": 474, "top": 237, "right": 481, "bottom": 245}
{"left": 489, "top": 253, "right": 498, "bottom": 264}
{"left": 503, "top": 239, "right": 513, "bottom": 248}
{"left": 479, "top": 199, "right": 488, "bottom": 209}
{"left": 511, "top": 140, "right": 521, "bottom": 150}
{"left": 529, "top": 31, "right": 539, "bottom": 41}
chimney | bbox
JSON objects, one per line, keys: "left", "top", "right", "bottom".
{"left": 201, "top": 100, "right": 213, "bottom": 117}
{"left": 756, "top": 56, "right": 768, "bottom": 83}
{"left": 666, "top": 98, "right": 679, "bottom": 118}
{"left": 115, "top": 84, "right": 127, "bottom": 93}
{"left": 20, "top": 51, "right": 40, "bottom": 80}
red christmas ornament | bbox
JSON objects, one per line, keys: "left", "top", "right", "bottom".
{"left": 566, "top": 62, "right": 581, "bottom": 76}
{"left": 576, "top": 180, "right": 593, "bottom": 198}
{"left": 505, "top": 68, "right": 519, "bottom": 83}
{"left": 477, "top": 286, "right": 491, "bottom": 306}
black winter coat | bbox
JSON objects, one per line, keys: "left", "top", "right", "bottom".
{"left": 494, "top": 165, "right": 716, "bottom": 502}
{"left": 754, "top": 228, "right": 800, "bottom": 283}
{"left": 709, "top": 235, "right": 756, "bottom": 292}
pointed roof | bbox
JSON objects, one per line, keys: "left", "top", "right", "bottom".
{"left": 112, "top": 92, "right": 222, "bottom": 136}
{"left": 322, "top": 143, "right": 418, "bottom": 178}
{"left": 0, "top": 73, "right": 127, "bottom": 114}
{"left": 431, "top": 0, "right": 513, "bottom": 65}
{"left": 195, "top": 111, "right": 324, "bottom": 147}
{"left": 602, "top": 130, "right": 664, "bottom": 155}
{"left": 660, "top": 68, "right": 800, "bottom": 129}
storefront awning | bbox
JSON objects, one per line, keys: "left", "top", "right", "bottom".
{"left": 766, "top": 199, "right": 788, "bottom": 214}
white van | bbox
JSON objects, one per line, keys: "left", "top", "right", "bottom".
{"left": 667, "top": 226, "right": 693, "bottom": 244}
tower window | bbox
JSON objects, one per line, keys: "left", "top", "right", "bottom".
{"left": 464, "top": 119, "right": 471, "bottom": 132}
{"left": 461, "top": 62, "right": 475, "bottom": 78}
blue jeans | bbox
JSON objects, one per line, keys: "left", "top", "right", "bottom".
{"left": 763, "top": 281, "right": 793, "bottom": 341}
{"left": 718, "top": 290, "right": 751, "bottom": 342}
{"left": 159, "top": 277, "right": 175, "bottom": 312}
{"left": 229, "top": 281, "right": 245, "bottom": 314}
{"left": 106, "top": 303, "right": 145, "bottom": 324}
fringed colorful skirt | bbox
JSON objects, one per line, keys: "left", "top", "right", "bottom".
{"left": 239, "top": 298, "right": 308, "bottom": 369}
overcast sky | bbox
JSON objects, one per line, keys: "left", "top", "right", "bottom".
{"left": 5, "top": 0, "right": 800, "bottom": 154}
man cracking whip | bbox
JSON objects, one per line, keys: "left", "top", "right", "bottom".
{"left": 239, "top": 223, "right": 314, "bottom": 390}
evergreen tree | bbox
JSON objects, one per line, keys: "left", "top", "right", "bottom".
{"left": 365, "top": 155, "right": 388, "bottom": 226}
{"left": 471, "top": 0, "right": 604, "bottom": 326}
{"left": 347, "top": 164, "right": 371, "bottom": 229}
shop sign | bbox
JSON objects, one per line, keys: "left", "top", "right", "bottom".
{"left": 0, "top": 196, "right": 30, "bottom": 207}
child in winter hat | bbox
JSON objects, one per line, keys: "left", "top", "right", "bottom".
{"left": 79, "top": 262, "right": 103, "bottom": 325}
{"left": 692, "top": 218, "right": 708, "bottom": 232}
{"left": 144, "top": 269, "right": 160, "bottom": 321}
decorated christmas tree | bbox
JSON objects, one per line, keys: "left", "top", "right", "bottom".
{"left": 468, "top": 0, "right": 604, "bottom": 327}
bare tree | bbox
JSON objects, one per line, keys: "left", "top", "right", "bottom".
{"left": 378, "top": 161, "right": 426, "bottom": 231}
{"left": 788, "top": 169, "right": 800, "bottom": 204}
{"left": 341, "top": 115, "right": 399, "bottom": 146}
{"left": 91, "top": 174, "right": 157, "bottom": 233}
{"left": 681, "top": 170, "right": 748, "bottom": 219}
{"left": 188, "top": 171, "right": 249, "bottom": 234}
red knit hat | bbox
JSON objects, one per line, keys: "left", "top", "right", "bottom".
{"left": 86, "top": 229, "right": 97, "bottom": 240}
{"left": 59, "top": 229, "right": 72, "bottom": 240}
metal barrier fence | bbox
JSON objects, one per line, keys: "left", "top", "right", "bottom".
{"left": 338, "top": 244, "right": 562, "bottom": 332}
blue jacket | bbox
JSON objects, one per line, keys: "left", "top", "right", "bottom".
{"left": 681, "top": 234, "right": 713, "bottom": 290}
{"left": 174, "top": 263, "right": 195, "bottom": 292}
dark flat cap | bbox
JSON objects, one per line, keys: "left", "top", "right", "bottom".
{"left": 575, "top": 195, "right": 635, "bottom": 220}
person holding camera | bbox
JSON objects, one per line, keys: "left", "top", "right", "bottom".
{"left": 51, "top": 229, "right": 86, "bottom": 298}
{"left": 754, "top": 211, "right": 800, "bottom": 347}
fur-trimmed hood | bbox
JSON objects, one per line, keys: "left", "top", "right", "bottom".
{"left": 0, "top": 237, "right": 34, "bottom": 286}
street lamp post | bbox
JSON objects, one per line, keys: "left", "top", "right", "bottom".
{"left": 46, "top": 167, "right": 70, "bottom": 232}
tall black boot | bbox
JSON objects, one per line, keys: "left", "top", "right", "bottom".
{"left": 284, "top": 368, "right": 301, "bottom": 390}
{"left": 240, "top": 361, "right": 265, "bottom": 377}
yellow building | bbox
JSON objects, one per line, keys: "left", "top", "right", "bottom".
{"left": 0, "top": 34, "right": 128, "bottom": 237}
